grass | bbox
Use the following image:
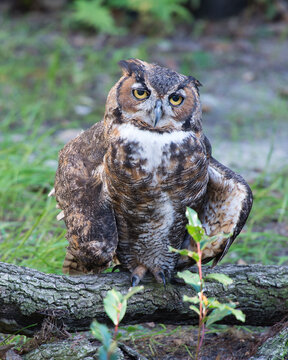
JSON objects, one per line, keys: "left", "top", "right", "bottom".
{"left": 0, "top": 111, "right": 66, "bottom": 273}
{"left": 0, "top": 11, "right": 287, "bottom": 278}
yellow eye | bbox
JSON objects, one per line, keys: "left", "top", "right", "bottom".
{"left": 133, "top": 89, "right": 150, "bottom": 100}
{"left": 169, "top": 94, "right": 184, "bottom": 106}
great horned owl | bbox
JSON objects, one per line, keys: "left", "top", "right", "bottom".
{"left": 54, "top": 58, "right": 253, "bottom": 286}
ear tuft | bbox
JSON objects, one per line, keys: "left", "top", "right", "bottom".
{"left": 188, "top": 76, "right": 202, "bottom": 88}
{"left": 118, "top": 58, "right": 144, "bottom": 77}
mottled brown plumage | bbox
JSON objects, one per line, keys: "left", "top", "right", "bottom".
{"left": 54, "top": 58, "right": 253, "bottom": 285}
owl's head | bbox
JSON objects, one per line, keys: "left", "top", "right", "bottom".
{"left": 106, "top": 58, "right": 203, "bottom": 133}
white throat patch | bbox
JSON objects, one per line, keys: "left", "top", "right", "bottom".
{"left": 118, "top": 123, "right": 193, "bottom": 172}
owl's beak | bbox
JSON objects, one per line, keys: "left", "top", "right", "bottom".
{"left": 154, "top": 100, "right": 162, "bottom": 127}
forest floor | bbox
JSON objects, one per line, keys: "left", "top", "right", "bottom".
{"left": 0, "top": 7, "right": 287, "bottom": 359}
{"left": 120, "top": 323, "right": 264, "bottom": 359}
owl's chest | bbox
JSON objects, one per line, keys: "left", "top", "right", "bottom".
{"left": 105, "top": 124, "right": 208, "bottom": 204}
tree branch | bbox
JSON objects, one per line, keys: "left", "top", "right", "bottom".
{"left": 0, "top": 262, "right": 287, "bottom": 336}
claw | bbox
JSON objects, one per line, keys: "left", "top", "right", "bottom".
{"left": 112, "top": 264, "right": 127, "bottom": 273}
{"left": 158, "top": 271, "right": 166, "bottom": 289}
{"left": 112, "top": 265, "right": 120, "bottom": 273}
{"left": 131, "top": 275, "right": 140, "bottom": 287}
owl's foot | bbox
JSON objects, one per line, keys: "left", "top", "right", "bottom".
{"left": 131, "top": 265, "right": 148, "bottom": 287}
{"left": 152, "top": 270, "right": 166, "bottom": 288}
{"left": 130, "top": 266, "right": 167, "bottom": 287}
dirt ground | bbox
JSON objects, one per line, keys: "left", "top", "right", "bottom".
{"left": 120, "top": 323, "right": 265, "bottom": 359}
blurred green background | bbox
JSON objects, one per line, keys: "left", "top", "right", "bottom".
{"left": 0, "top": 0, "right": 287, "bottom": 274}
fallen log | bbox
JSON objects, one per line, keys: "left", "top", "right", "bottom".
{"left": 249, "top": 324, "right": 288, "bottom": 360}
{"left": 0, "top": 262, "right": 287, "bottom": 336}
{"left": 21, "top": 338, "right": 148, "bottom": 360}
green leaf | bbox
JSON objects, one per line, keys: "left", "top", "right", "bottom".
{"left": 124, "top": 286, "right": 144, "bottom": 300}
{"left": 118, "top": 298, "right": 127, "bottom": 324}
{"left": 205, "top": 273, "right": 233, "bottom": 286}
{"left": 103, "top": 287, "right": 143, "bottom": 326}
{"left": 72, "top": 0, "right": 122, "bottom": 35}
{"left": 199, "top": 239, "right": 209, "bottom": 250}
{"left": 183, "top": 295, "right": 202, "bottom": 316}
{"left": 90, "top": 320, "right": 104, "bottom": 341}
{"left": 189, "top": 305, "right": 201, "bottom": 315}
{"left": 91, "top": 320, "right": 112, "bottom": 347}
{"left": 98, "top": 341, "right": 118, "bottom": 360}
{"left": 98, "top": 346, "right": 107, "bottom": 360}
{"left": 185, "top": 207, "right": 202, "bottom": 227}
{"left": 205, "top": 303, "right": 245, "bottom": 327}
{"left": 169, "top": 247, "right": 189, "bottom": 256}
{"left": 169, "top": 247, "right": 199, "bottom": 260}
{"left": 206, "top": 308, "right": 232, "bottom": 327}
{"left": 230, "top": 308, "right": 246, "bottom": 323}
{"left": 177, "top": 270, "right": 201, "bottom": 293}
{"left": 191, "top": 252, "right": 200, "bottom": 262}
{"left": 91, "top": 321, "right": 119, "bottom": 359}
{"left": 103, "top": 289, "right": 124, "bottom": 325}
{"left": 183, "top": 294, "right": 199, "bottom": 303}
{"left": 205, "top": 297, "right": 221, "bottom": 309}
{"left": 186, "top": 224, "right": 205, "bottom": 243}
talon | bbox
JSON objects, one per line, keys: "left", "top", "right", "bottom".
{"left": 131, "top": 275, "right": 140, "bottom": 287}
{"left": 152, "top": 269, "right": 167, "bottom": 288}
{"left": 112, "top": 264, "right": 126, "bottom": 273}
{"left": 158, "top": 271, "right": 166, "bottom": 289}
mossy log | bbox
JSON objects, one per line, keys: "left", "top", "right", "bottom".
{"left": 0, "top": 262, "right": 287, "bottom": 336}
{"left": 21, "top": 338, "right": 148, "bottom": 360}
{"left": 249, "top": 326, "right": 288, "bottom": 360}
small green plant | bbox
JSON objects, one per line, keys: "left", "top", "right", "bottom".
{"left": 171, "top": 207, "right": 245, "bottom": 359}
{"left": 69, "top": 0, "right": 122, "bottom": 35}
{"left": 90, "top": 286, "right": 143, "bottom": 359}
{"left": 68, "top": 0, "right": 193, "bottom": 34}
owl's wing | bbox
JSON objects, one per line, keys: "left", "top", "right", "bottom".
{"left": 54, "top": 121, "right": 118, "bottom": 275}
{"left": 198, "top": 155, "right": 253, "bottom": 266}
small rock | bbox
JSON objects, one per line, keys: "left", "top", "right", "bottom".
{"left": 237, "top": 259, "right": 248, "bottom": 265}
{"left": 145, "top": 322, "right": 155, "bottom": 328}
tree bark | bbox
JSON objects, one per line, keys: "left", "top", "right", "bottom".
{"left": 249, "top": 326, "right": 288, "bottom": 360}
{"left": 0, "top": 262, "right": 287, "bottom": 336}
{"left": 21, "top": 338, "right": 148, "bottom": 360}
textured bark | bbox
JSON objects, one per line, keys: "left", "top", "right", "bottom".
{"left": 21, "top": 338, "right": 148, "bottom": 360}
{"left": 0, "top": 262, "right": 287, "bottom": 336}
{"left": 249, "top": 326, "right": 288, "bottom": 360}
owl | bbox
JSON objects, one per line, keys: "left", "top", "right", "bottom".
{"left": 53, "top": 58, "right": 253, "bottom": 286}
